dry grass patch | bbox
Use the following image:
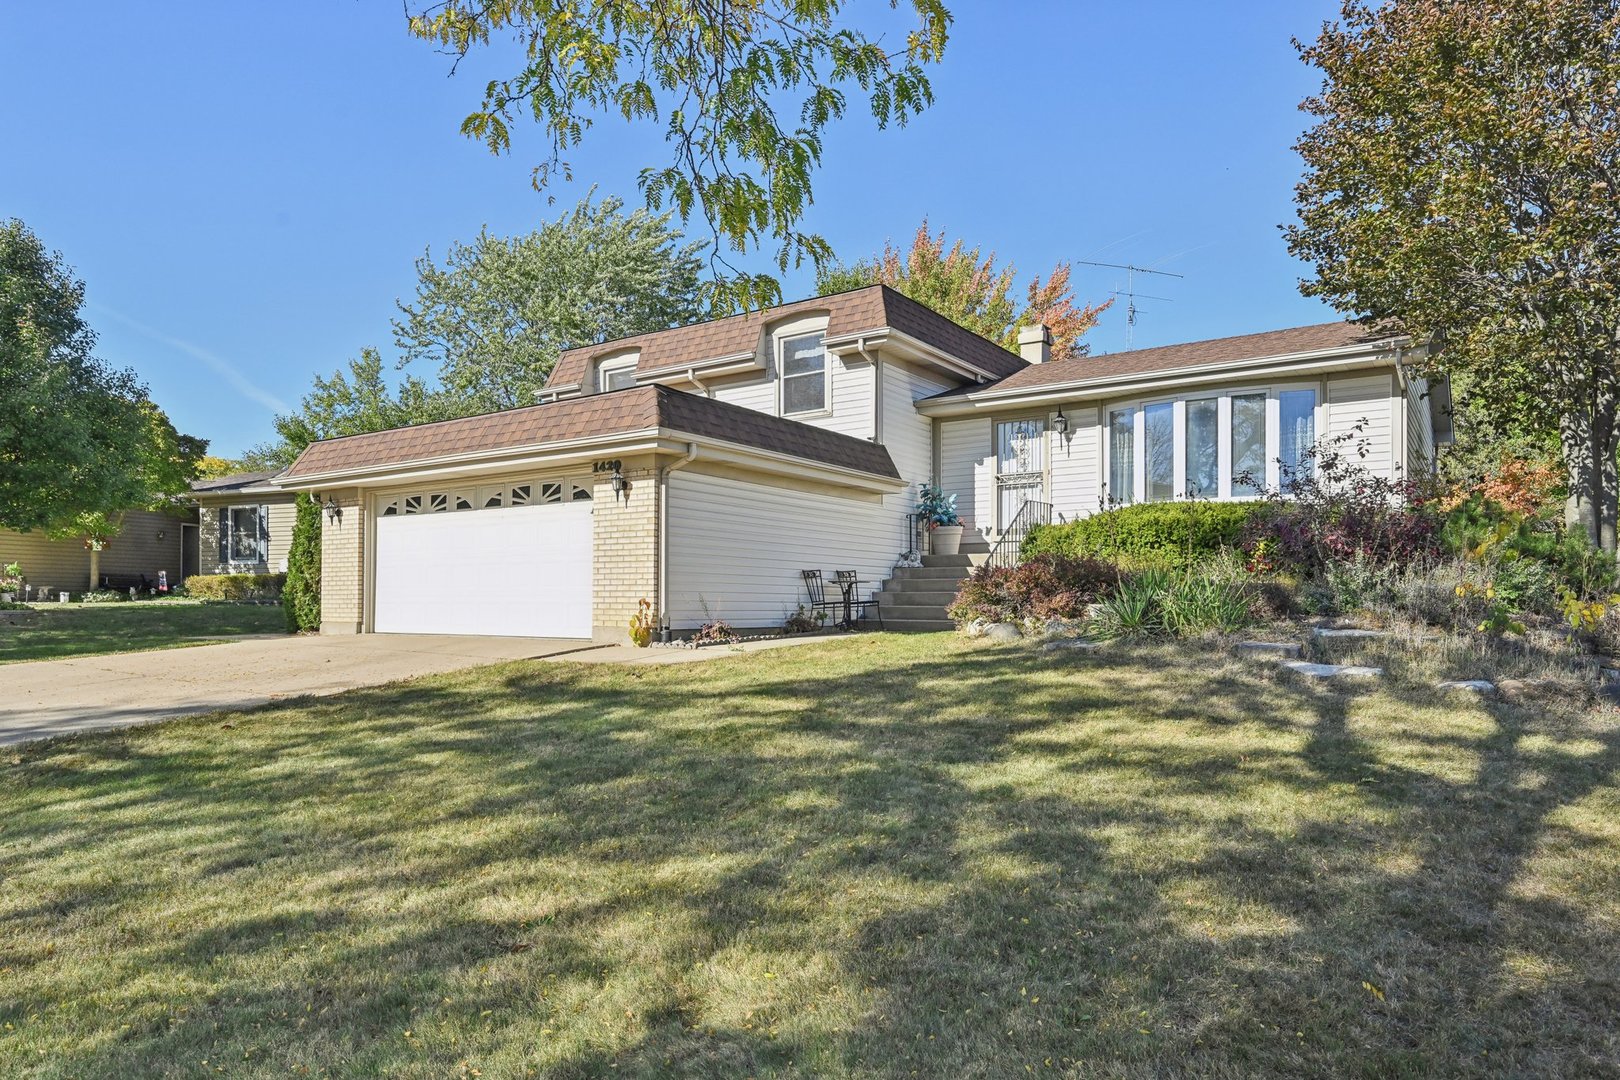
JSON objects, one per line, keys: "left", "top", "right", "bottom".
{"left": 2, "top": 634, "right": 1619, "bottom": 1077}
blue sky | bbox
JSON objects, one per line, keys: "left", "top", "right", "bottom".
{"left": 1, "top": 1, "right": 1343, "bottom": 457}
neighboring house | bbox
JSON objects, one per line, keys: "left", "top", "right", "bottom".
{"left": 270, "top": 285, "right": 1448, "bottom": 641}
{"left": 189, "top": 472, "right": 300, "bottom": 577}
{"left": 0, "top": 508, "right": 192, "bottom": 595}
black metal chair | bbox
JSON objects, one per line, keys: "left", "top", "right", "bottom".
{"left": 834, "top": 569, "right": 884, "bottom": 630}
{"left": 800, "top": 570, "right": 841, "bottom": 624}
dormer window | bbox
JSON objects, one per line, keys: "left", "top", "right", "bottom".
{"left": 779, "top": 331, "right": 827, "bottom": 415}
{"left": 596, "top": 357, "right": 638, "bottom": 393}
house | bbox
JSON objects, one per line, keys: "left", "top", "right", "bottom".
{"left": 0, "top": 508, "right": 191, "bottom": 597}
{"left": 271, "top": 285, "right": 1446, "bottom": 640}
{"left": 188, "top": 472, "right": 300, "bottom": 578}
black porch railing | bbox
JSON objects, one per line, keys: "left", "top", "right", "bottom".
{"left": 987, "top": 500, "right": 1053, "bottom": 570}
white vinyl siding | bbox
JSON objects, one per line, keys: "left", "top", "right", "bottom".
{"left": 937, "top": 416, "right": 995, "bottom": 543}
{"left": 665, "top": 470, "right": 896, "bottom": 628}
{"left": 1326, "top": 372, "right": 1395, "bottom": 481}
{"left": 1049, "top": 405, "right": 1100, "bottom": 520}
{"left": 881, "top": 359, "right": 954, "bottom": 531}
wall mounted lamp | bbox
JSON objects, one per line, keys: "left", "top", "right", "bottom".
{"left": 324, "top": 495, "right": 342, "bottom": 524}
{"left": 1052, "top": 407, "right": 1069, "bottom": 436}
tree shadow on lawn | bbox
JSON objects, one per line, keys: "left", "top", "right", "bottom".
{"left": 3, "top": 638, "right": 1619, "bottom": 1077}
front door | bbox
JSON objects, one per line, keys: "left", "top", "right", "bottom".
{"left": 995, "top": 418, "right": 1046, "bottom": 529}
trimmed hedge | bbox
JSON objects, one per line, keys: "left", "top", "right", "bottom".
{"left": 1023, "top": 501, "right": 1268, "bottom": 570}
{"left": 181, "top": 573, "right": 286, "bottom": 601}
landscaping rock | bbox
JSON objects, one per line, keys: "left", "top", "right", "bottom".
{"left": 1437, "top": 679, "right": 1496, "bottom": 695}
{"left": 1496, "top": 679, "right": 1528, "bottom": 703}
{"left": 1312, "top": 628, "right": 1389, "bottom": 642}
{"left": 1281, "top": 660, "right": 1383, "bottom": 680}
{"left": 983, "top": 622, "right": 1022, "bottom": 642}
{"left": 1234, "top": 641, "right": 1303, "bottom": 659}
{"left": 1043, "top": 638, "right": 1103, "bottom": 653}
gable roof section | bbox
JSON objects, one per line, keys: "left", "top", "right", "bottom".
{"left": 281, "top": 385, "right": 899, "bottom": 482}
{"left": 547, "top": 284, "right": 1027, "bottom": 390}
{"left": 191, "top": 471, "right": 281, "bottom": 492}
{"left": 927, "top": 321, "right": 1404, "bottom": 401}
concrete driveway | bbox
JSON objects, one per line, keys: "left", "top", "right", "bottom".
{"left": 0, "top": 634, "right": 606, "bottom": 747}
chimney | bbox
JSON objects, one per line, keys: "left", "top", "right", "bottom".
{"left": 1017, "top": 323, "right": 1052, "bottom": 364}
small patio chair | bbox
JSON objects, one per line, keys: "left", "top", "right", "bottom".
{"left": 800, "top": 570, "right": 841, "bottom": 624}
{"left": 834, "top": 570, "right": 884, "bottom": 630}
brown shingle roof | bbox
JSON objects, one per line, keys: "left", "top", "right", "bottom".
{"left": 282, "top": 385, "right": 899, "bottom": 481}
{"left": 930, "top": 321, "right": 1405, "bottom": 400}
{"left": 547, "top": 284, "right": 1027, "bottom": 390}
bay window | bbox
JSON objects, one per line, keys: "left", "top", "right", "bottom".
{"left": 1102, "top": 385, "right": 1319, "bottom": 503}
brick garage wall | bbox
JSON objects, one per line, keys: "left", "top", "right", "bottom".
{"left": 591, "top": 454, "right": 660, "bottom": 642}
{"left": 319, "top": 487, "right": 365, "bottom": 634}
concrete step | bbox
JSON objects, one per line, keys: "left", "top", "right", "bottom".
{"left": 876, "top": 589, "right": 959, "bottom": 608}
{"left": 874, "top": 603, "right": 960, "bottom": 622}
{"left": 882, "top": 618, "right": 958, "bottom": 632}
{"left": 888, "top": 566, "right": 975, "bottom": 581}
{"left": 921, "top": 553, "right": 989, "bottom": 568}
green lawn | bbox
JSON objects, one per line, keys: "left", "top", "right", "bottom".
{"left": 3, "top": 633, "right": 1618, "bottom": 1077}
{"left": 0, "top": 601, "right": 286, "bottom": 664}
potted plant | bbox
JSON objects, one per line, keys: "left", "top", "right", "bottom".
{"left": 0, "top": 561, "right": 20, "bottom": 604}
{"left": 918, "top": 483, "right": 964, "bottom": 556}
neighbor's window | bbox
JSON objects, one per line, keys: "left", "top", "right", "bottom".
{"left": 1144, "top": 401, "right": 1174, "bottom": 502}
{"left": 1108, "top": 408, "right": 1135, "bottom": 504}
{"left": 780, "top": 331, "right": 827, "bottom": 414}
{"left": 1184, "top": 397, "right": 1219, "bottom": 498}
{"left": 1230, "top": 393, "right": 1267, "bottom": 496}
{"left": 227, "top": 506, "right": 262, "bottom": 563}
{"left": 1279, "top": 389, "right": 1317, "bottom": 490}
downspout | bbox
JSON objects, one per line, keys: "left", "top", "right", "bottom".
{"left": 687, "top": 368, "right": 710, "bottom": 397}
{"left": 856, "top": 336, "right": 883, "bottom": 443}
{"left": 658, "top": 442, "right": 699, "bottom": 636}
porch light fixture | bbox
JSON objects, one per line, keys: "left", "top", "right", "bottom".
{"left": 324, "top": 495, "right": 342, "bottom": 524}
{"left": 1052, "top": 406, "right": 1069, "bottom": 436}
{"left": 611, "top": 466, "right": 627, "bottom": 498}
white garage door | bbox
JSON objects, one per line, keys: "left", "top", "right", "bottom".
{"left": 372, "top": 480, "right": 593, "bottom": 638}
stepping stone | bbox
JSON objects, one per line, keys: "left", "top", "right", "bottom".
{"left": 1043, "top": 638, "right": 1102, "bottom": 653}
{"left": 1312, "top": 628, "right": 1389, "bottom": 641}
{"left": 1437, "top": 680, "right": 1496, "bottom": 695}
{"left": 1234, "top": 641, "right": 1302, "bottom": 659}
{"left": 983, "top": 622, "right": 1022, "bottom": 642}
{"left": 1282, "top": 660, "right": 1383, "bottom": 679}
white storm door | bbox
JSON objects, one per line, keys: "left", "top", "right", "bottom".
{"left": 372, "top": 502, "right": 593, "bottom": 637}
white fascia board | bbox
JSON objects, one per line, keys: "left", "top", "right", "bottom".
{"left": 272, "top": 431, "right": 667, "bottom": 490}
{"left": 827, "top": 327, "right": 1005, "bottom": 385}
{"left": 537, "top": 382, "right": 583, "bottom": 402}
{"left": 914, "top": 341, "right": 1410, "bottom": 416}
{"left": 656, "top": 428, "right": 906, "bottom": 494}
{"left": 634, "top": 351, "right": 763, "bottom": 384}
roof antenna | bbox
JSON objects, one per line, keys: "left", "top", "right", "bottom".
{"left": 1077, "top": 261, "right": 1184, "bottom": 349}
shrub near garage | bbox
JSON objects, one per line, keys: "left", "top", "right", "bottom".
{"left": 1024, "top": 501, "right": 1268, "bottom": 570}
{"left": 181, "top": 573, "right": 286, "bottom": 602}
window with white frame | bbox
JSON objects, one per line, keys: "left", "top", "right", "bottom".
{"left": 779, "top": 331, "right": 827, "bottom": 415}
{"left": 1103, "top": 386, "right": 1320, "bottom": 503}
{"left": 597, "top": 357, "right": 638, "bottom": 393}
{"left": 221, "top": 505, "right": 266, "bottom": 564}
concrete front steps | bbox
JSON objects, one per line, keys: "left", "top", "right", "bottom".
{"left": 876, "top": 549, "right": 989, "bottom": 632}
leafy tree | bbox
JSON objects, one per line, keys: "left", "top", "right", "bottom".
{"left": 406, "top": 0, "right": 952, "bottom": 311}
{"left": 819, "top": 220, "right": 1110, "bottom": 360}
{"left": 283, "top": 492, "right": 322, "bottom": 633}
{"left": 1288, "top": 0, "right": 1620, "bottom": 551}
{"left": 394, "top": 194, "right": 705, "bottom": 410}
{"left": 0, "top": 219, "right": 203, "bottom": 538}
{"left": 248, "top": 349, "right": 456, "bottom": 469}
{"left": 195, "top": 455, "right": 244, "bottom": 480}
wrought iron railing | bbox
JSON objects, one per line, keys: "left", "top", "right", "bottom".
{"left": 987, "top": 500, "right": 1053, "bottom": 570}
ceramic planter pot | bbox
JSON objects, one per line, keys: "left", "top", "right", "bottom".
{"left": 932, "top": 524, "right": 963, "bottom": 556}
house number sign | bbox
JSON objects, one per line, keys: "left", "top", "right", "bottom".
{"left": 592, "top": 459, "right": 623, "bottom": 474}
